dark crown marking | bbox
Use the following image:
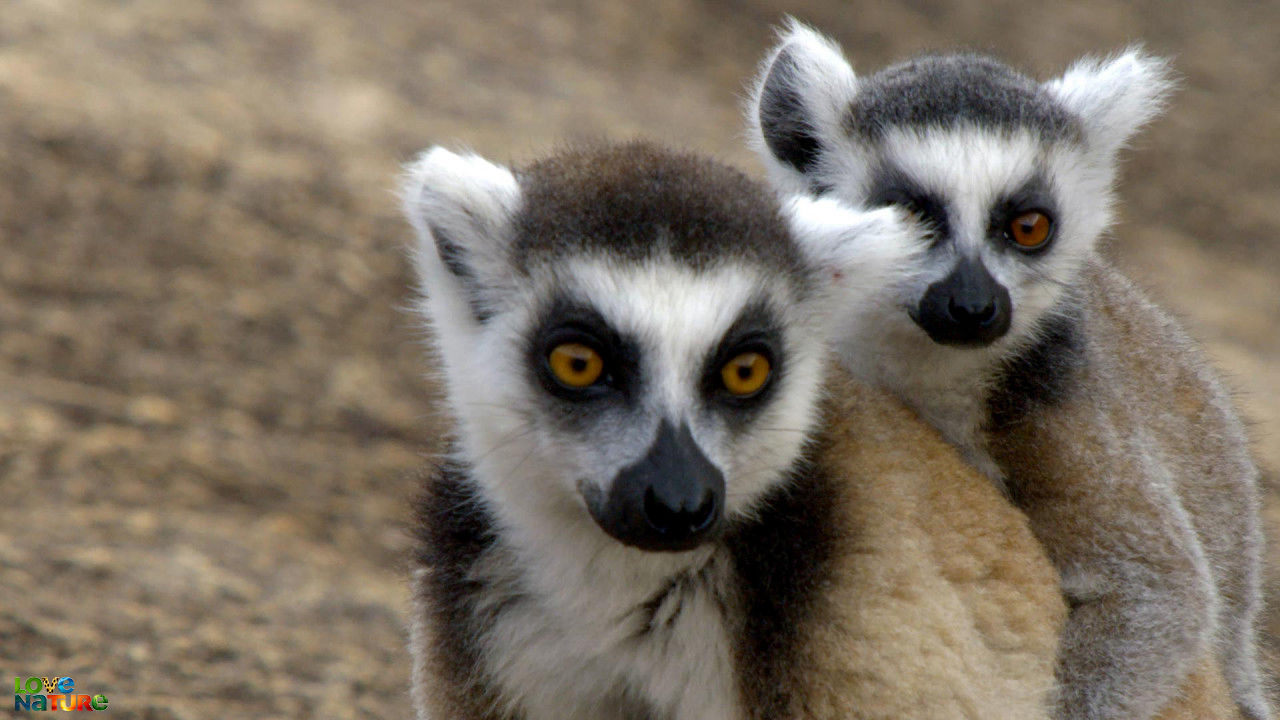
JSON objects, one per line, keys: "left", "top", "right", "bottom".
{"left": 512, "top": 142, "right": 809, "bottom": 286}
{"left": 845, "top": 53, "right": 1081, "bottom": 142}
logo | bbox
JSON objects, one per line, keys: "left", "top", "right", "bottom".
{"left": 13, "top": 677, "right": 108, "bottom": 712}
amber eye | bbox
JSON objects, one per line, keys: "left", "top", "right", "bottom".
{"left": 1009, "top": 211, "right": 1052, "bottom": 249}
{"left": 548, "top": 343, "right": 604, "bottom": 388}
{"left": 720, "top": 352, "right": 771, "bottom": 397}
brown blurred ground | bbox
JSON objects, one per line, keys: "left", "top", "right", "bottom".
{"left": 0, "top": 1, "right": 1275, "bottom": 718}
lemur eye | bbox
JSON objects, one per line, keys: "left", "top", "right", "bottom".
{"left": 720, "top": 352, "right": 771, "bottom": 397}
{"left": 548, "top": 343, "right": 604, "bottom": 388}
{"left": 1009, "top": 211, "right": 1052, "bottom": 249}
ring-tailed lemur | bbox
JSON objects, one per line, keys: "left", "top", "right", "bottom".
{"left": 747, "top": 22, "right": 1270, "bottom": 720}
{"left": 400, "top": 141, "right": 1066, "bottom": 720}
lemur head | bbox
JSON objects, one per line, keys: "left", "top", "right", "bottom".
{"left": 403, "top": 142, "right": 910, "bottom": 554}
{"left": 748, "top": 22, "right": 1173, "bottom": 353}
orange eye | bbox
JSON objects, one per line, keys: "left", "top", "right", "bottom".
{"left": 721, "top": 352, "right": 771, "bottom": 397}
{"left": 1009, "top": 211, "right": 1052, "bottom": 249}
{"left": 548, "top": 343, "right": 604, "bottom": 388}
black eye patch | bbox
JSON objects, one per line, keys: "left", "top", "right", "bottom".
{"left": 988, "top": 174, "right": 1059, "bottom": 254}
{"left": 864, "top": 167, "right": 950, "bottom": 246}
{"left": 527, "top": 297, "right": 641, "bottom": 404}
{"left": 699, "top": 301, "right": 786, "bottom": 420}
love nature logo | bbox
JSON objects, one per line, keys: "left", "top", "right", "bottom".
{"left": 13, "top": 676, "right": 109, "bottom": 712}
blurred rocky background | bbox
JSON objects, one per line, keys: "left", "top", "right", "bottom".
{"left": 0, "top": 1, "right": 1275, "bottom": 717}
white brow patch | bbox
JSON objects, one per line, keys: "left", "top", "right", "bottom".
{"left": 878, "top": 126, "right": 1043, "bottom": 255}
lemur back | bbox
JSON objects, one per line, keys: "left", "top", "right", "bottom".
{"left": 400, "top": 141, "right": 1067, "bottom": 720}
{"left": 748, "top": 23, "right": 1269, "bottom": 720}
{"left": 988, "top": 263, "right": 1262, "bottom": 717}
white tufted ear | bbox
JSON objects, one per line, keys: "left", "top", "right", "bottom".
{"left": 400, "top": 146, "right": 522, "bottom": 324}
{"left": 1043, "top": 48, "right": 1175, "bottom": 160}
{"left": 783, "top": 195, "right": 922, "bottom": 313}
{"left": 746, "top": 19, "right": 859, "bottom": 194}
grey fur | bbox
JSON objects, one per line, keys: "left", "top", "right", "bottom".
{"left": 748, "top": 23, "right": 1271, "bottom": 720}
{"left": 845, "top": 53, "right": 1081, "bottom": 142}
{"left": 989, "top": 265, "right": 1269, "bottom": 720}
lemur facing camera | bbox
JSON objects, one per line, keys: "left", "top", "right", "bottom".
{"left": 400, "top": 141, "right": 1070, "bottom": 720}
{"left": 748, "top": 22, "right": 1269, "bottom": 720}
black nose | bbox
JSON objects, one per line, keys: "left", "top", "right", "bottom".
{"left": 585, "top": 421, "right": 725, "bottom": 552}
{"left": 643, "top": 484, "right": 718, "bottom": 537}
{"left": 912, "top": 257, "right": 1012, "bottom": 346}
{"left": 948, "top": 294, "right": 997, "bottom": 325}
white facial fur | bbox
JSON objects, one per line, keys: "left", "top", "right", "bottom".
{"left": 783, "top": 194, "right": 923, "bottom": 313}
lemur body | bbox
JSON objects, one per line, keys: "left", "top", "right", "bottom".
{"left": 401, "top": 142, "right": 1065, "bottom": 720}
{"left": 749, "top": 23, "right": 1269, "bottom": 720}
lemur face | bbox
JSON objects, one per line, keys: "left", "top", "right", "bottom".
{"left": 403, "top": 143, "right": 909, "bottom": 553}
{"left": 818, "top": 127, "right": 1109, "bottom": 351}
{"left": 504, "top": 257, "right": 816, "bottom": 552}
{"left": 749, "top": 22, "right": 1171, "bottom": 353}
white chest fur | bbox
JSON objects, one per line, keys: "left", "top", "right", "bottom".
{"left": 472, "top": 540, "right": 743, "bottom": 720}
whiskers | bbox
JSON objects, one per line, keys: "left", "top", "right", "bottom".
{"left": 1019, "top": 262, "right": 1073, "bottom": 291}
{"left": 753, "top": 425, "right": 812, "bottom": 436}
{"left": 466, "top": 417, "right": 539, "bottom": 469}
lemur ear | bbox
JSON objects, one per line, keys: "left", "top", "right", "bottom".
{"left": 747, "top": 20, "right": 858, "bottom": 194}
{"left": 1043, "top": 48, "right": 1175, "bottom": 160}
{"left": 400, "top": 147, "right": 522, "bottom": 324}
{"left": 783, "top": 195, "right": 921, "bottom": 310}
